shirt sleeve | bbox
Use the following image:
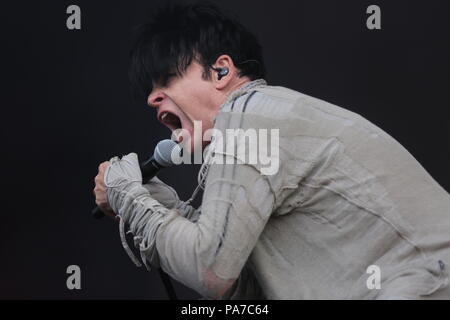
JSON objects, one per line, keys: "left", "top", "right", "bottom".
{"left": 156, "top": 157, "right": 275, "bottom": 299}
{"left": 142, "top": 177, "right": 201, "bottom": 223}
{"left": 220, "top": 262, "right": 266, "bottom": 300}
{"left": 106, "top": 153, "right": 275, "bottom": 299}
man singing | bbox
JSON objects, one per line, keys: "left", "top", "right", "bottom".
{"left": 93, "top": 2, "right": 450, "bottom": 299}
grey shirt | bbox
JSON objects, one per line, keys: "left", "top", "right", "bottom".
{"left": 105, "top": 79, "right": 450, "bottom": 299}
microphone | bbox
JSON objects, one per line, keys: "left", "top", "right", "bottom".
{"left": 92, "top": 139, "right": 181, "bottom": 219}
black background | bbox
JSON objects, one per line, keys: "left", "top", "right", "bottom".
{"left": 1, "top": 0, "right": 449, "bottom": 299}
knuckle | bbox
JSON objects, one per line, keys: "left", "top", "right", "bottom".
{"left": 94, "top": 175, "right": 102, "bottom": 183}
{"left": 96, "top": 199, "right": 106, "bottom": 206}
{"left": 100, "top": 162, "right": 109, "bottom": 170}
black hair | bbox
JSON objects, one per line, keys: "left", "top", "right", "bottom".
{"left": 129, "top": 1, "right": 266, "bottom": 99}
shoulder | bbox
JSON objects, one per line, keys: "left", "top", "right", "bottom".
{"left": 254, "top": 85, "right": 306, "bottom": 104}
{"left": 219, "top": 85, "right": 304, "bottom": 121}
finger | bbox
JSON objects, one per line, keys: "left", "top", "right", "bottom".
{"left": 98, "top": 162, "right": 106, "bottom": 171}
{"left": 99, "top": 161, "right": 110, "bottom": 171}
{"left": 94, "top": 175, "right": 104, "bottom": 185}
{"left": 95, "top": 192, "right": 107, "bottom": 202}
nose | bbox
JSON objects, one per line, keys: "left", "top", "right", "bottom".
{"left": 147, "top": 90, "right": 167, "bottom": 108}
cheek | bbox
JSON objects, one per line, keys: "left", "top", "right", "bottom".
{"left": 173, "top": 83, "right": 197, "bottom": 109}
{"left": 171, "top": 77, "right": 211, "bottom": 119}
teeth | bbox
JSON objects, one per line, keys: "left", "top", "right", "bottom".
{"left": 161, "top": 112, "right": 168, "bottom": 121}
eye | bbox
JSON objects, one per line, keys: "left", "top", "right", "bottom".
{"left": 155, "top": 73, "right": 176, "bottom": 88}
{"left": 165, "top": 73, "right": 176, "bottom": 84}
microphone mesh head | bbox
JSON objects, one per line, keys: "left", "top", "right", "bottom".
{"left": 153, "top": 139, "right": 181, "bottom": 167}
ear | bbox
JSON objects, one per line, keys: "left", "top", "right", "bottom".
{"left": 211, "top": 55, "right": 237, "bottom": 90}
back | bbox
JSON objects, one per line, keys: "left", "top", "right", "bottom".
{"left": 220, "top": 84, "right": 450, "bottom": 299}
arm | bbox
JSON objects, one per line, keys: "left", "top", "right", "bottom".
{"left": 219, "top": 263, "right": 266, "bottom": 300}
{"left": 142, "top": 176, "right": 201, "bottom": 222}
{"left": 105, "top": 153, "right": 275, "bottom": 299}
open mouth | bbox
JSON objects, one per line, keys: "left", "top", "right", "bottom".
{"left": 159, "top": 111, "right": 182, "bottom": 131}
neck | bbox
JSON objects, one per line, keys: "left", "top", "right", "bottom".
{"left": 226, "top": 76, "right": 252, "bottom": 96}
{"left": 215, "top": 76, "right": 251, "bottom": 110}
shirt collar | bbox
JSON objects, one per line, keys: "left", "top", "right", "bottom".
{"left": 221, "top": 78, "right": 267, "bottom": 109}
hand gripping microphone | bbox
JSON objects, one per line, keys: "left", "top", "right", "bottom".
{"left": 91, "top": 139, "right": 181, "bottom": 300}
{"left": 91, "top": 139, "right": 181, "bottom": 219}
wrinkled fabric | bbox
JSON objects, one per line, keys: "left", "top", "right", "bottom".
{"left": 105, "top": 79, "right": 450, "bottom": 299}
